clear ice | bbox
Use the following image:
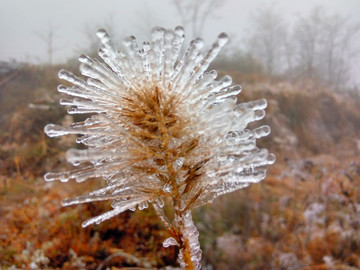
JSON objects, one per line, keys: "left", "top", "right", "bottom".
{"left": 44, "top": 26, "right": 274, "bottom": 269}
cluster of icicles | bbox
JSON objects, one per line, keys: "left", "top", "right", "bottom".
{"left": 44, "top": 26, "right": 274, "bottom": 269}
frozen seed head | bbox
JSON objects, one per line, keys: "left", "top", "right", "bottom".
{"left": 44, "top": 26, "right": 274, "bottom": 228}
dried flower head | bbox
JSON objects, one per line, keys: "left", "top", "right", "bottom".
{"left": 44, "top": 26, "right": 275, "bottom": 269}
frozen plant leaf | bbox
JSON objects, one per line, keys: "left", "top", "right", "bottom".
{"left": 44, "top": 26, "right": 274, "bottom": 270}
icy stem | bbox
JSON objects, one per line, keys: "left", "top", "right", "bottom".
{"left": 175, "top": 211, "right": 202, "bottom": 270}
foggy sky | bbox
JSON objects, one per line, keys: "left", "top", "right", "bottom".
{"left": 1, "top": 0, "right": 360, "bottom": 64}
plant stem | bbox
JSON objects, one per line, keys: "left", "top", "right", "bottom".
{"left": 152, "top": 88, "right": 201, "bottom": 269}
{"left": 174, "top": 210, "right": 201, "bottom": 270}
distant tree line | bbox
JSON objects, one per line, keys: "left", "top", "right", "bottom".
{"left": 34, "top": 2, "right": 359, "bottom": 89}
{"left": 244, "top": 6, "right": 360, "bottom": 88}
{"left": 172, "top": 2, "right": 360, "bottom": 89}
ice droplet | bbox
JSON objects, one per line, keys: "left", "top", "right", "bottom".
{"left": 173, "top": 157, "right": 185, "bottom": 171}
{"left": 163, "top": 237, "right": 179, "bottom": 248}
{"left": 138, "top": 201, "right": 149, "bottom": 210}
{"left": 163, "top": 183, "right": 172, "bottom": 193}
{"left": 96, "top": 28, "right": 110, "bottom": 44}
{"left": 267, "top": 153, "right": 276, "bottom": 164}
{"left": 254, "top": 109, "right": 266, "bottom": 120}
{"left": 254, "top": 125, "right": 271, "bottom": 138}
{"left": 151, "top": 26, "right": 165, "bottom": 40}
{"left": 217, "top": 32, "right": 228, "bottom": 45}
{"left": 44, "top": 124, "right": 67, "bottom": 137}
{"left": 174, "top": 25, "right": 184, "bottom": 37}
{"left": 44, "top": 172, "right": 70, "bottom": 182}
{"left": 155, "top": 197, "right": 165, "bottom": 208}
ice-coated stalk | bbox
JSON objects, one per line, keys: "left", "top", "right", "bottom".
{"left": 45, "top": 26, "right": 274, "bottom": 269}
{"left": 175, "top": 210, "right": 201, "bottom": 270}
{"left": 154, "top": 196, "right": 201, "bottom": 269}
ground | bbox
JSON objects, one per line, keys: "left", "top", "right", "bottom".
{"left": 1, "top": 66, "right": 360, "bottom": 269}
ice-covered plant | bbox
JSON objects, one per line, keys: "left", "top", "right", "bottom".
{"left": 44, "top": 26, "right": 275, "bottom": 269}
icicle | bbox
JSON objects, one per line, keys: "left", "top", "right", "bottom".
{"left": 254, "top": 125, "right": 271, "bottom": 138}
{"left": 44, "top": 123, "right": 117, "bottom": 137}
{"left": 189, "top": 32, "right": 228, "bottom": 84}
{"left": 82, "top": 199, "right": 140, "bottom": 227}
{"left": 138, "top": 201, "right": 149, "bottom": 210}
{"left": 155, "top": 197, "right": 165, "bottom": 208}
{"left": 44, "top": 171, "right": 72, "bottom": 182}
{"left": 65, "top": 148, "right": 117, "bottom": 165}
{"left": 62, "top": 193, "right": 124, "bottom": 206}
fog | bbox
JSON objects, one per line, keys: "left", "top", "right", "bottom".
{"left": 1, "top": 0, "right": 359, "bottom": 63}
{"left": 2, "top": 1, "right": 360, "bottom": 269}
{"left": 1, "top": 0, "right": 360, "bottom": 86}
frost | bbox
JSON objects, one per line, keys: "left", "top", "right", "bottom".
{"left": 304, "top": 202, "right": 325, "bottom": 225}
{"left": 278, "top": 252, "right": 299, "bottom": 270}
{"left": 45, "top": 26, "right": 274, "bottom": 269}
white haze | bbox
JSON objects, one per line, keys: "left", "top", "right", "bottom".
{"left": 1, "top": 0, "right": 360, "bottom": 85}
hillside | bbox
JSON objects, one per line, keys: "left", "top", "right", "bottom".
{"left": 243, "top": 80, "right": 360, "bottom": 159}
{"left": 1, "top": 66, "right": 360, "bottom": 269}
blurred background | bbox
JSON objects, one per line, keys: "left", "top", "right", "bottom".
{"left": 1, "top": 0, "right": 360, "bottom": 269}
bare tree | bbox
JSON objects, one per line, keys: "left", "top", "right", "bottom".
{"left": 322, "top": 14, "right": 345, "bottom": 84}
{"left": 173, "top": 0, "right": 224, "bottom": 38}
{"left": 243, "top": 6, "right": 360, "bottom": 88}
{"left": 247, "top": 6, "right": 286, "bottom": 76}
{"left": 283, "top": 28, "right": 296, "bottom": 78}
{"left": 293, "top": 7, "right": 323, "bottom": 80}
{"left": 293, "top": 7, "right": 360, "bottom": 87}
{"left": 322, "top": 14, "right": 360, "bottom": 87}
{"left": 35, "top": 23, "right": 61, "bottom": 65}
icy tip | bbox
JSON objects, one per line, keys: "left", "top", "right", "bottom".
{"left": 175, "top": 25, "right": 184, "bottom": 33}
{"left": 222, "top": 75, "right": 232, "bottom": 84}
{"left": 44, "top": 172, "right": 55, "bottom": 182}
{"left": 192, "top": 38, "right": 204, "bottom": 50}
{"left": 254, "top": 125, "right": 271, "bottom": 138}
{"left": 65, "top": 149, "right": 82, "bottom": 166}
{"left": 174, "top": 26, "right": 185, "bottom": 38}
{"left": 61, "top": 198, "right": 75, "bottom": 207}
{"left": 123, "top": 35, "right": 136, "bottom": 47}
{"left": 44, "top": 123, "right": 60, "bottom": 137}
{"left": 58, "top": 69, "right": 69, "bottom": 79}
{"left": 217, "top": 32, "right": 229, "bottom": 46}
{"left": 78, "top": 54, "right": 91, "bottom": 64}
{"left": 44, "top": 171, "right": 70, "bottom": 182}
{"left": 258, "top": 98, "right": 268, "bottom": 109}
{"left": 209, "top": 70, "right": 218, "bottom": 77}
{"left": 151, "top": 26, "right": 166, "bottom": 39}
{"left": 96, "top": 28, "right": 108, "bottom": 38}
{"left": 267, "top": 153, "right": 276, "bottom": 164}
